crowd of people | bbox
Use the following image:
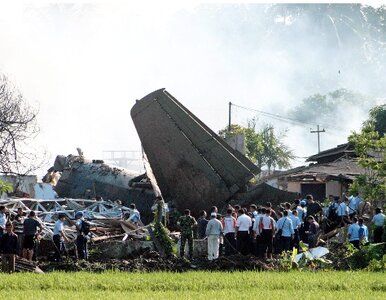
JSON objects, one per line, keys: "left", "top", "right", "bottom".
{"left": 0, "top": 193, "right": 384, "bottom": 271}
{"left": 177, "top": 193, "right": 385, "bottom": 261}
{"left": 0, "top": 201, "right": 144, "bottom": 273}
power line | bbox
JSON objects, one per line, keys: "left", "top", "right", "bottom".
{"left": 230, "top": 102, "right": 343, "bottom": 137}
{"left": 232, "top": 103, "right": 318, "bottom": 127}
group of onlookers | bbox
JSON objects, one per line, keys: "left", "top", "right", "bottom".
{"left": 0, "top": 205, "right": 93, "bottom": 273}
{"left": 178, "top": 192, "right": 385, "bottom": 261}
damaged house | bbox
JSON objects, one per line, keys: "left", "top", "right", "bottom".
{"left": 261, "top": 143, "right": 365, "bottom": 201}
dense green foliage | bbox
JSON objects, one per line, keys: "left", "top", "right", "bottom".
{"left": 348, "top": 107, "right": 386, "bottom": 202}
{"left": 0, "top": 180, "right": 13, "bottom": 194}
{"left": 364, "top": 104, "right": 386, "bottom": 137}
{"left": 288, "top": 89, "right": 375, "bottom": 127}
{"left": 152, "top": 200, "right": 175, "bottom": 257}
{"left": 219, "top": 120, "right": 294, "bottom": 173}
{"left": 0, "top": 271, "right": 384, "bottom": 299}
{"left": 346, "top": 243, "right": 386, "bottom": 271}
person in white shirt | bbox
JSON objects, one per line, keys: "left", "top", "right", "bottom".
{"left": 372, "top": 208, "right": 385, "bottom": 243}
{"left": 53, "top": 214, "right": 68, "bottom": 262}
{"left": 235, "top": 208, "right": 252, "bottom": 255}
{"left": 252, "top": 207, "right": 264, "bottom": 257}
{"left": 259, "top": 208, "right": 276, "bottom": 259}
{"left": 221, "top": 209, "right": 236, "bottom": 256}
{"left": 206, "top": 213, "right": 223, "bottom": 261}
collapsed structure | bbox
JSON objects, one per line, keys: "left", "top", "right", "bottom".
{"left": 40, "top": 88, "right": 297, "bottom": 217}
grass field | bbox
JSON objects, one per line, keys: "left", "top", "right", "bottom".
{"left": 0, "top": 271, "right": 385, "bottom": 299}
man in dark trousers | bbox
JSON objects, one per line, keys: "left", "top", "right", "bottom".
{"left": 1, "top": 222, "right": 18, "bottom": 273}
{"left": 235, "top": 208, "right": 252, "bottom": 255}
{"left": 177, "top": 209, "right": 197, "bottom": 259}
{"left": 22, "top": 211, "right": 42, "bottom": 261}
{"left": 75, "top": 211, "right": 88, "bottom": 260}
{"left": 196, "top": 210, "right": 208, "bottom": 239}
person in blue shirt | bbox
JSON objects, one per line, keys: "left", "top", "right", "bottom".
{"left": 276, "top": 210, "right": 294, "bottom": 253}
{"left": 358, "top": 217, "right": 369, "bottom": 246}
{"left": 348, "top": 217, "right": 360, "bottom": 249}
{"left": 127, "top": 203, "right": 142, "bottom": 226}
{"left": 290, "top": 210, "right": 301, "bottom": 250}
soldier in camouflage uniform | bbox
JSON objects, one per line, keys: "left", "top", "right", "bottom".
{"left": 178, "top": 209, "right": 197, "bottom": 259}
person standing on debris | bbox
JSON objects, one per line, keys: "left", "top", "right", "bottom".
{"left": 13, "top": 208, "right": 25, "bottom": 256}
{"left": 305, "top": 195, "right": 323, "bottom": 220}
{"left": 53, "top": 214, "right": 69, "bottom": 262}
{"left": 259, "top": 208, "right": 276, "bottom": 259}
{"left": 127, "top": 203, "right": 142, "bottom": 227}
{"left": 358, "top": 218, "right": 369, "bottom": 246}
{"left": 177, "top": 209, "right": 197, "bottom": 259}
{"left": 0, "top": 206, "right": 8, "bottom": 238}
{"left": 206, "top": 212, "right": 223, "bottom": 261}
{"left": 305, "top": 216, "right": 320, "bottom": 248}
{"left": 290, "top": 209, "right": 301, "bottom": 250}
{"left": 22, "top": 211, "right": 42, "bottom": 261}
{"left": 235, "top": 208, "right": 252, "bottom": 255}
{"left": 276, "top": 210, "right": 294, "bottom": 253}
{"left": 0, "top": 222, "right": 18, "bottom": 273}
{"left": 197, "top": 210, "right": 209, "bottom": 239}
{"left": 348, "top": 217, "right": 360, "bottom": 249}
{"left": 222, "top": 208, "right": 237, "bottom": 256}
{"left": 252, "top": 207, "right": 264, "bottom": 257}
{"left": 371, "top": 208, "right": 385, "bottom": 243}
{"left": 75, "top": 211, "right": 88, "bottom": 260}
{"left": 336, "top": 196, "right": 349, "bottom": 227}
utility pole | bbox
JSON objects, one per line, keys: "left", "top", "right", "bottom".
{"left": 228, "top": 101, "right": 232, "bottom": 133}
{"left": 310, "top": 125, "right": 326, "bottom": 153}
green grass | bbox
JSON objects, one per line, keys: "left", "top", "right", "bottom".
{"left": 0, "top": 271, "right": 385, "bottom": 299}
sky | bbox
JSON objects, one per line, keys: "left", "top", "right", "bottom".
{"left": 0, "top": 1, "right": 385, "bottom": 175}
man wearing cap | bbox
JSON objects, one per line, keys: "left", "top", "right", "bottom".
{"left": 75, "top": 211, "right": 88, "bottom": 260}
{"left": 177, "top": 209, "right": 197, "bottom": 259}
{"left": 53, "top": 214, "right": 69, "bottom": 262}
{"left": 206, "top": 212, "right": 223, "bottom": 260}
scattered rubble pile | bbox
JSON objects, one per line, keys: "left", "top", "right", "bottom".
{"left": 0, "top": 198, "right": 137, "bottom": 243}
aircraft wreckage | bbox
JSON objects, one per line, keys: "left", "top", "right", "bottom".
{"left": 49, "top": 88, "right": 297, "bottom": 218}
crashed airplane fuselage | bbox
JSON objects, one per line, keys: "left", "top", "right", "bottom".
{"left": 52, "top": 155, "right": 155, "bottom": 221}
{"left": 131, "top": 89, "right": 260, "bottom": 214}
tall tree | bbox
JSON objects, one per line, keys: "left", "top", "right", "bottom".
{"left": 0, "top": 75, "right": 40, "bottom": 174}
{"left": 348, "top": 107, "right": 386, "bottom": 202}
{"left": 288, "top": 89, "right": 376, "bottom": 127}
{"left": 363, "top": 104, "right": 386, "bottom": 137}
{"left": 219, "top": 119, "right": 294, "bottom": 174}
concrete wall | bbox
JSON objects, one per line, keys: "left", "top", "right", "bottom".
{"left": 326, "top": 181, "right": 345, "bottom": 197}
{"left": 287, "top": 182, "right": 301, "bottom": 193}
{"left": 226, "top": 134, "right": 246, "bottom": 155}
{"left": 0, "top": 175, "right": 37, "bottom": 197}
